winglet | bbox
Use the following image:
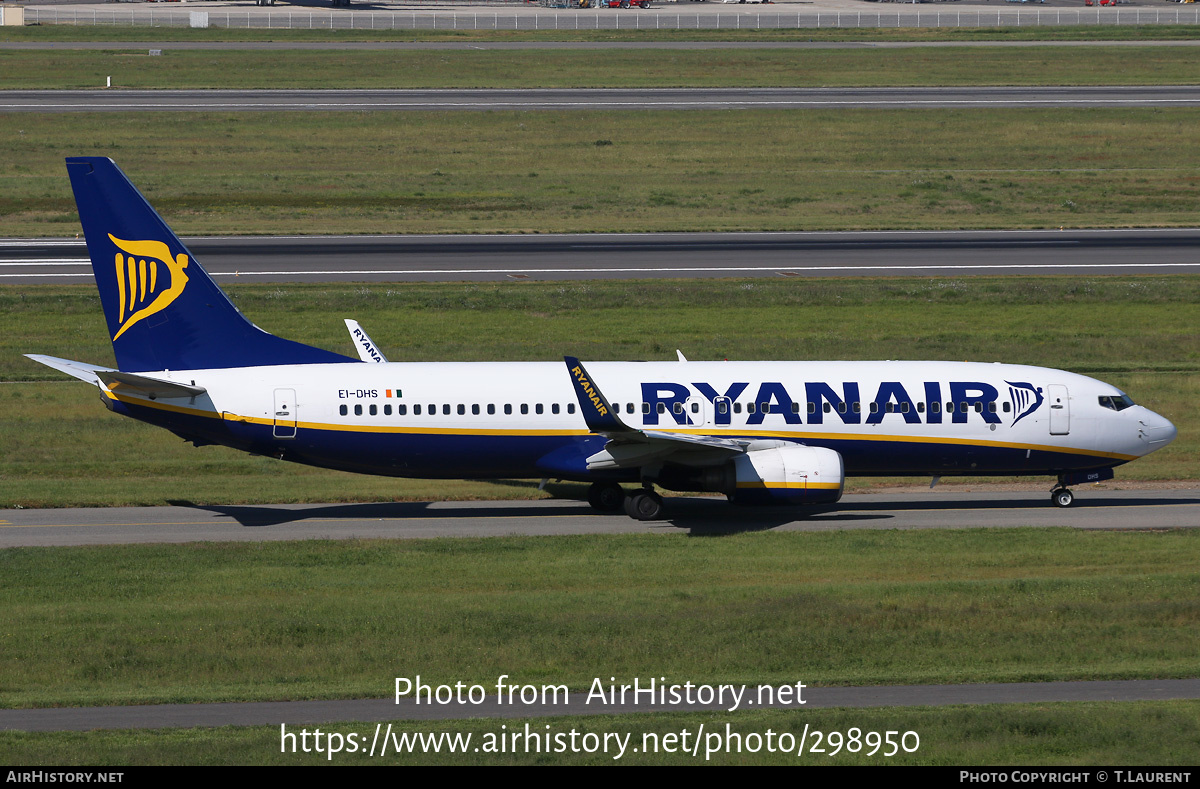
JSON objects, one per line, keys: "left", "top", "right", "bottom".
{"left": 344, "top": 319, "right": 389, "bottom": 363}
{"left": 564, "top": 356, "right": 630, "bottom": 433}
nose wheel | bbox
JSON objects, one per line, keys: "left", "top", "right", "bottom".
{"left": 1051, "top": 487, "right": 1075, "bottom": 508}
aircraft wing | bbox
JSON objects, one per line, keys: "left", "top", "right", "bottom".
{"left": 564, "top": 356, "right": 749, "bottom": 469}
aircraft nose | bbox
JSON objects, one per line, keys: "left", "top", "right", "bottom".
{"left": 1140, "top": 410, "right": 1177, "bottom": 449}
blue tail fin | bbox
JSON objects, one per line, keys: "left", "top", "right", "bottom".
{"left": 66, "top": 157, "right": 353, "bottom": 372}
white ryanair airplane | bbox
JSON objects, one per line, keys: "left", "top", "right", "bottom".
{"left": 28, "top": 158, "right": 1178, "bottom": 520}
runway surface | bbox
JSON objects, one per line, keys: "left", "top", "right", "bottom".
{"left": 3, "top": 488, "right": 1198, "bottom": 548}
{"left": 7, "top": 229, "right": 1200, "bottom": 284}
{"left": 5, "top": 86, "right": 1200, "bottom": 113}
{"left": 3, "top": 678, "right": 1199, "bottom": 732}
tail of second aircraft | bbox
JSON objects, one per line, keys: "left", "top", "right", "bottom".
{"left": 66, "top": 157, "right": 353, "bottom": 372}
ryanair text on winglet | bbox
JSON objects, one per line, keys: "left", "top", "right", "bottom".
{"left": 571, "top": 365, "right": 608, "bottom": 417}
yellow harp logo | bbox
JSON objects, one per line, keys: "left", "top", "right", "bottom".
{"left": 109, "top": 234, "right": 189, "bottom": 341}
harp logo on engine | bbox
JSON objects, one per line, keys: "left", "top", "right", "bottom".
{"left": 109, "top": 234, "right": 190, "bottom": 341}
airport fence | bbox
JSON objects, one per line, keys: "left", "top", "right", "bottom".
{"left": 21, "top": 5, "right": 1200, "bottom": 30}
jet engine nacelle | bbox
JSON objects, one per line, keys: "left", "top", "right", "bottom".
{"left": 728, "top": 445, "right": 845, "bottom": 506}
{"left": 656, "top": 444, "right": 844, "bottom": 506}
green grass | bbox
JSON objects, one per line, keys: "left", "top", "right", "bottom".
{"left": 2, "top": 529, "right": 1199, "bottom": 709}
{"left": 3, "top": 277, "right": 1197, "bottom": 508}
{"left": 3, "top": 701, "right": 1200, "bottom": 764}
{"left": 5, "top": 46, "right": 1200, "bottom": 89}
{"left": 4, "top": 108, "right": 1200, "bottom": 237}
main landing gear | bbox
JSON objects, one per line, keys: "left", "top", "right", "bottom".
{"left": 586, "top": 482, "right": 665, "bottom": 521}
{"left": 587, "top": 481, "right": 625, "bottom": 512}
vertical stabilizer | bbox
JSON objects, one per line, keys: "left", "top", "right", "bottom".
{"left": 66, "top": 157, "right": 353, "bottom": 372}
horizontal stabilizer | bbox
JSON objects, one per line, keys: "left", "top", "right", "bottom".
{"left": 24, "top": 354, "right": 114, "bottom": 386}
{"left": 97, "top": 371, "right": 207, "bottom": 399}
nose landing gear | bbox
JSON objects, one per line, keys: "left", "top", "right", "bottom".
{"left": 1051, "top": 487, "right": 1075, "bottom": 508}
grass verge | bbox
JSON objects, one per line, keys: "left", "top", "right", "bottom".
{"left": 5, "top": 45, "right": 1200, "bottom": 90}
{"left": 4, "top": 108, "right": 1200, "bottom": 236}
{"left": 3, "top": 277, "right": 1197, "bottom": 508}
{"left": 2, "top": 529, "right": 1199, "bottom": 709}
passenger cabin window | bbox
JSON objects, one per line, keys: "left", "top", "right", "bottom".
{"left": 505, "top": 404, "right": 512, "bottom": 415}
{"left": 398, "top": 405, "right": 407, "bottom": 416}
{"left": 521, "top": 404, "right": 529, "bottom": 415}
{"left": 339, "top": 405, "right": 348, "bottom": 416}
{"left": 354, "top": 404, "right": 363, "bottom": 416}
{"left": 370, "top": 404, "right": 378, "bottom": 416}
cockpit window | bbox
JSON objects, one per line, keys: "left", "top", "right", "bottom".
{"left": 1098, "top": 394, "right": 1136, "bottom": 411}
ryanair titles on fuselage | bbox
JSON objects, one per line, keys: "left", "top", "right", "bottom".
{"left": 638, "top": 379, "right": 1043, "bottom": 428}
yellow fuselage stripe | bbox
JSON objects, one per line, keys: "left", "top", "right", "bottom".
{"left": 104, "top": 391, "right": 1138, "bottom": 461}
